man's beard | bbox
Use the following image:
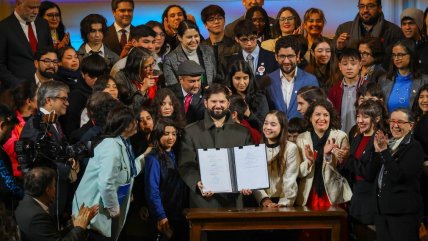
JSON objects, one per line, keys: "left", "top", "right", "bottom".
{"left": 39, "top": 69, "right": 56, "bottom": 79}
{"left": 361, "top": 12, "right": 380, "bottom": 25}
{"left": 207, "top": 108, "right": 229, "bottom": 120}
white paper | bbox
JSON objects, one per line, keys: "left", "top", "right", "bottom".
{"left": 198, "top": 148, "right": 233, "bottom": 193}
{"left": 234, "top": 144, "right": 269, "bottom": 190}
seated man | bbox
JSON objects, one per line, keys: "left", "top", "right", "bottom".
{"left": 15, "top": 166, "right": 98, "bottom": 241}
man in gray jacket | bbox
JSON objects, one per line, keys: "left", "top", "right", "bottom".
{"left": 178, "top": 83, "right": 253, "bottom": 208}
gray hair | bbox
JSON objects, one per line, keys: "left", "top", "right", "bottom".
{"left": 37, "top": 81, "right": 69, "bottom": 107}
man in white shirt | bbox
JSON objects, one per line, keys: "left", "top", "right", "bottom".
{"left": 266, "top": 35, "right": 319, "bottom": 119}
{"left": 0, "top": 0, "right": 52, "bottom": 91}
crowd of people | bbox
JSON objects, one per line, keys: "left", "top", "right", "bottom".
{"left": 1, "top": 0, "right": 428, "bottom": 241}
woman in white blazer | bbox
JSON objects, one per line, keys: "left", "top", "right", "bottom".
{"left": 295, "top": 100, "right": 352, "bottom": 207}
{"left": 72, "top": 106, "right": 144, "bottom": 241}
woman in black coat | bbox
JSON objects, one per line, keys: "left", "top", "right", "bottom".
{"left": 344, "top": 100, "right": 387, "bottom": 240}
{"left": 227, "top": 59, "right": 269, "bottom": 130}
{"left": 373, "top": 108, "right": 424, "bottom": 241}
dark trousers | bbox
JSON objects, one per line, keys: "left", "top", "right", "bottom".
{"left": 375, "top": 213, "right": 420, "bottom": 241}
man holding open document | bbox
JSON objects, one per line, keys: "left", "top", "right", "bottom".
{"left": 178, "top": 83, "right": 254, "bottom": 209}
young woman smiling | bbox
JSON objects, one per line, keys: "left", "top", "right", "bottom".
{"left": 344, "top": 100, "right": 388, "bottom": 241}
{"left": 163, "top": 20, "right": 216, "bottom": 87}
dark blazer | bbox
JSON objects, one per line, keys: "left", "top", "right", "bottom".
{"left": 15, "top": 195, "right": 86, "bottom": 241}
{"left": 345, "top": 134, "right": 381, "bottom": 224}
{"left": 266, "top": 68, "right": 319, "bottom": 119}
{"left": 168, "top": 83, "right": 204, "bottom": 125}
{"left": 103, "top": 24, "right": 136, "bottom": 56}
{"left": 226, "top": 47, "right": 278, "bottom": 88}
{"left": 375, "top": 134, "right": 424, "bottom": 215}
{"left": 0, "top": 15, "right": 52, "bottom": 90}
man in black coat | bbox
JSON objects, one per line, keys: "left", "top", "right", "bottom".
{"left": 168, "top": 60, "right": 205, "bottom": 125}
{"left": 0, "top": 0, "right": 53, "bottom": 91}
{"left": 15, "top": 167, "right": 98, "bottom": 241}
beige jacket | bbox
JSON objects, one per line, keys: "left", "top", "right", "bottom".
{"left": 260, "top": 38, "right": 278, "bottom": 53}
{"left": 295, "top": 130, "right": 352, "bottom": 206}
{"left": 253, "top": 142, "right": 300, "bottom": 206}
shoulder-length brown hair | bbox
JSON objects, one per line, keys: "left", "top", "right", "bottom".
{"left": 304, "top": 100, "right": 341, "bottom": 131}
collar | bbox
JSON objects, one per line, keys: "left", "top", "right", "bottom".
{"left": 181, "top": 86, "right": 190, "bottom": 97}
{"left": 85, "top": 43, "right": 104, "bottom": 55}
{"left": 14, "top": 10, "right": 28, "bottom": 25}
{"left": 114, "top": 22, "right": 131, "bottom": 33}
{"left": 342, "top": 78, "right": 358, "bottom": 87}
{"left": 32, "top": 197, "right": 49, "bottom": 214}
{"left": 34, "top": 73, "right": 41, "bottom": 87}
{"left": 242, "top": 45, "right": 260, "bottom": 59}
{"left": 280, "top": 67, "right": 298, "bottom": 82}
{"left": 39, "top": 107, "right": 51, "bottom": 115}
{"left": 203, "top": 110, "right": 234, "bottom": 129}
{"left": 266, "top": 142, "right": 280, "bottom": 148}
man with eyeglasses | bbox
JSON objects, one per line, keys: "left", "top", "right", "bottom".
{"left": 34, "top": 47, "right": 58, "bottom": 87}
{"left": 334, "top": 0, "right": 402, "bottom": 55}
{"left": 19, "top": 80, "right": 79, "bottom": 227}
{"left": 0, "top": 0, "right": 53, "bottom": 92}
{"left": 266, "top": 35, "right": 318, "bottom": 119}
{"left": 201, "top": 5, "right": 240, "bottom": 84}
{"left": 399, "top": 8, "right": 428, "bottom": 75}
{"left": 104, "top": 0, "right": 135, "bottom": 56}
{"left": 227, "top": 19, "right": 277, "bottom": 88}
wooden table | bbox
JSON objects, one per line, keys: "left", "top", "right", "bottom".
{"left": 185, "top": 206, "right": 347, "bottom": 241}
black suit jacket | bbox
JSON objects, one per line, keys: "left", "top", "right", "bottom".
{"left": 103, "top": 24, "right": 135, "bottom": 56}
{"left": 168, "top": 83, "right": 205, "bottom": 125}
{"left": 15, "top": 195, "right": 87, "bottom": 241}
{"left": 226, "top": 47, "right": 278, "bottom": 89}
{"left": 0, "top": 14, "right": 52, "bottom": 91}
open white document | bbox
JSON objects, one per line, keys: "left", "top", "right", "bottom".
{"left": 197, "top": 144, "right": 269, "bottom": 193}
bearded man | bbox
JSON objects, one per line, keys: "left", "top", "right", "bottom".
{"left": 34, "top": 47, "right": 58, "bottom": 86}
{"left": 334, "top": 0, "right": 402, "bottom": 52}
{"left": 178, "top": 83, "right": 253, "bottom": 209}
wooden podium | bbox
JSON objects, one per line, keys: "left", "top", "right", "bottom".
{"left": 185, "top": 206, "right": 347, "bottom": 241}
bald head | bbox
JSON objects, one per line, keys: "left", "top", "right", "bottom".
{"left": 16, "top": 0, "right": 40, "bottom": 22}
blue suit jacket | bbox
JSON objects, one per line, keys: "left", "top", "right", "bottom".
{"left": 266, "top": 68, "right": 319, "bottom": 119}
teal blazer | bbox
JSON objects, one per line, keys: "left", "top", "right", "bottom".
{"left": 72, "top": 137, "right": 143, "bottom": 238}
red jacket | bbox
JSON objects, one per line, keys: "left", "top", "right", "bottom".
{"left": 328, "top": 78, "right": 366, "bottom": 116}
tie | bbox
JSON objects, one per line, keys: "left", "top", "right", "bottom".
{"left": 184, "top": 94, "right": 192, "bottom": 113}
{"left": 246, "top": 54, "right": 254, "bottom": 75}
{"left": 26, "top": 22, "right": 38, "bottom": 53}
{"left": 120, "top": 29, "right": 127, "bottom": 48}
{"left": 89, "top": 50, "right": 100, "bottom": 55}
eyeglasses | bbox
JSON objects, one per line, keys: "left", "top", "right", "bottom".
{"left": 392, "top": 53, "right": 409, "bottom": 60}
{"left": 277, "top": 54, "right": 297, "bottom": 60}
{"left": 45, "top": 13, "right": 60, "bottom": 19}
{"left": 52, "top": 96, "right": 68, "bottom": 103}
{"left": 359, "top": 51, "right": 372, "bottom": 58}
{"left": 207, "top": 16, "right": 224, "bottom": 23}
{"left": 238, "top": 36, "right": 258, "bottom": 43}
{"left": 388, "top": 119, "right": 411, "bottom": 126}
{"left": 279, "top": 16, "right": 295, "bottom": 22}
{"left": 357, "top": 3, "right": 378, "bottom": 10}
{"left": 39, "top": 58, "right": 59, "bottom": 65}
